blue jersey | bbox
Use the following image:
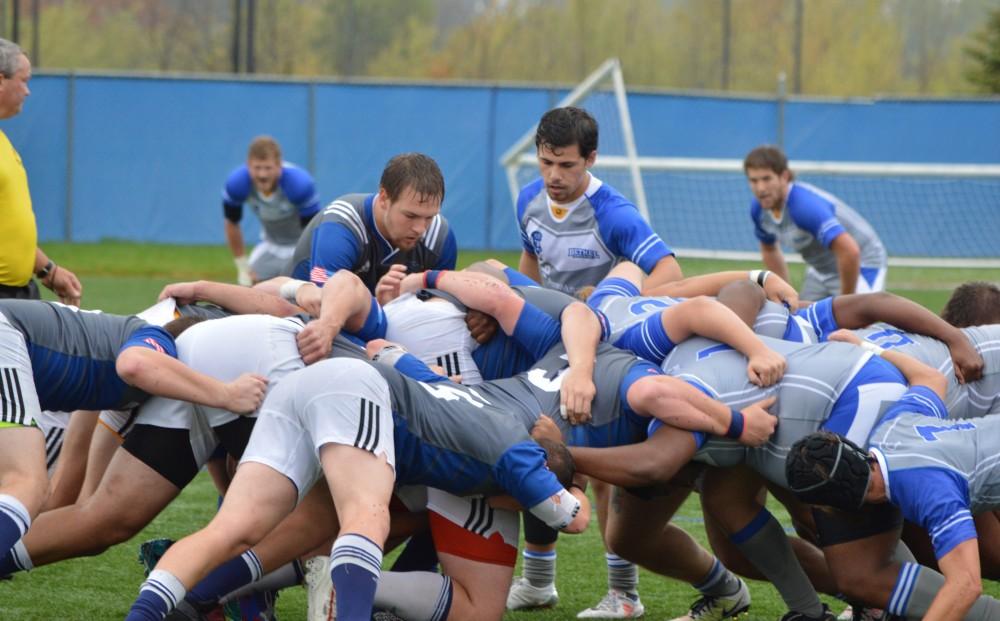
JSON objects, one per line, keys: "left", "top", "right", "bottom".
{"left": 867, "top": 387, "right": 994, "bottom": 559}
{"left": 751, "top": 182, "right": 886, "bottom": 276}
{"left": 289, "top": 193, "right": 457, "bottom": 293}
{"left": 222, "top": 163, "right": 320, "bottom": 246}
{"left": 517, "top": 175, "right": 672, "bottom": 294}
{"left": 0, "top": 300, "right": 177, "bottom": 411}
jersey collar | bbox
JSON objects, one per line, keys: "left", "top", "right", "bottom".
{"left": 364, "top": 193, "right": 398, "bottom": 258}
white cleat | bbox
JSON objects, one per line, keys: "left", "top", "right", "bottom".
{"left": 506, "top": 576, "right": 559, "bottom": 610}
{"left": 577, "top": 588, "right": 646, "bottom": 619}
{"left": 670, "top": 579, "right": 751, "bottom": 621}
{"left": 304, "top": 555, "right": 336, "bottom": 621}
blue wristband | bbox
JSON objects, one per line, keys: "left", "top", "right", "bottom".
{"left": 726, "top": 409, "right": 745, "bottom": 439}
{"left": 424, "top": 270, "right": 443, "bottom": 290}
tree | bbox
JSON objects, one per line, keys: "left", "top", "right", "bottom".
{"left": 965, "top": 6, "right": 1000, "bottom": 93}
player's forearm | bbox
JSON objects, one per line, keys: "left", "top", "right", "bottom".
{"left": 116, "top": 348, "right": 232, "bottom": 409}
{"left": 835, "top": 292, "right": 968, "bottom": 349}
{"left": 518, "top": 251, "right": 541, "bottom": 283}
{"left": 224, "top": 220, "right": 245, "bottom": 257}
{"left": 569, "top": 443, "right": 686, "bottom": 487}
{"left": 634, "top": 375, "right": 731, "bottom": 436}
{"left": 315, "top": 270, "right": 373, "bottom": 334}
{"left": 189, "top": 280, "right": 299, "bottom": 316}
{"left": 432, "top": 270, "right": 524, "bottom": 334}
{"left": 561, "top": 302, "right": 600, "bottom": 372}
{"left": 640, "top": 255, "right": 683, "bottom": 293}
{"left": 832, "top": 234, "right": 861, "bottom": 294}
{"left": 644, "top": 271, "right": 747, "bottom": 298}
{"left": 925, "top": 540, "right": 982, "bottom": 621}
{"left": 760, "top": 245, "right": 789, "bottom": 283}
{"left": 667, "top": 297, "right": 770, "bottom": 359}
{"left": 877, "top": 348, "right": 948, "bottom": 399}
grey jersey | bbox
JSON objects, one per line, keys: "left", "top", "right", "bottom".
{"left": 0, "top": 299, "right": 159, "bottom": 411}
{"left": 595, "top": 294, "right": 682, "bottom": 342}
{"left": 756, "top": 182, "right": 887, "bottom": 276}
{"left": 663, "top": 335, "right": 877, "bottom": 486}
{"left": 289, "top": 193, "right": 454, "bottom": 292}
{"left": 853, "top": 324, "right": 1000, "bottom": 420}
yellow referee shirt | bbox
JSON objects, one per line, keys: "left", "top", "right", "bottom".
{"left": 0, "top": 129, "right": 36, "bottom": 287}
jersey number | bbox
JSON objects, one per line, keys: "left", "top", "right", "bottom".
{"left": 418, "top": 382, "right": 491, "bottom": 409}
{"left": 915, "top": 421, "right": 976, "bottom": 442}
{"left": 865, "top": 329, "right": 914, "bottom": 350}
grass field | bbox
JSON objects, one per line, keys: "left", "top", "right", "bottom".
{"left": 1, "top": 242, "right": 998, "bottom": 620}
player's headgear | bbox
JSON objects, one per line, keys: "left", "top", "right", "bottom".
{"left": 785, "top": 431, "right": 872, "bottom": 511}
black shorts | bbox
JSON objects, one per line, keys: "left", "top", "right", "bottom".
{"left": 812, "top": 502, "right": 903, "bottom": 547}
{"left": 122, "top": 417, "right": 256, "bottom": 489}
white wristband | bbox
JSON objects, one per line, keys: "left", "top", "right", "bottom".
{"left": 748, "top": 270, "right": 770, "bottom": 287}
{"left": 278, "top": 279, "right": 309, "bottom": 303}
{"left": 859, "top": 341, "right": 885, "bottom": 357}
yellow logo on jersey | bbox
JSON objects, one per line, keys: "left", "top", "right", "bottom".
{"left": 550, "top": 205, "right": 569, "bottom": 219}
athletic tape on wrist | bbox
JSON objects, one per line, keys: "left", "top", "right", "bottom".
{"left": 278, "top": 279, "right": 309, "bottom": 303}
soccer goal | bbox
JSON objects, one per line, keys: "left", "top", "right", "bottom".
{"left": 501, "top": 58, "right": 1000, "bottom": 268}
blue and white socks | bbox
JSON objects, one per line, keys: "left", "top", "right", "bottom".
{"left": 330, "top": 533, "right": 383, "bottom": 620}
{"left": 126, "top": 569, "right": 187, "bottom": 621}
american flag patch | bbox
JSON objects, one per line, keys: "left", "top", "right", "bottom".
{"left": 143, "top": 337, "right": 165, "bottom": 354}
{"left": 310, "top": 266, "right": 331, "bottom": 285}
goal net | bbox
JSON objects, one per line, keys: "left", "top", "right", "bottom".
{"left": 501, "top": 59, "right": 1000, "bottom": 268}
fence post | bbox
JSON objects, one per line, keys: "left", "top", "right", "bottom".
{"left": 64, "top": 71, "right": 75, "bottom": 242}
{"left": 776, "top": 71, "right": 786, "bottom": 148}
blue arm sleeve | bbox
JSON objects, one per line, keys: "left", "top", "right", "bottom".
{"left": 494, "top": 441, "right": 565, "bottom": 509}
{"left": 889, "top": 466, "right": 975, "bottom": 559}
{"left": 392, "top": 353, "right": 450, "bottom": 383}
{"left": 221, "top": 166, "right": 251, "bottom": 208}
{"left": 881, "top": 386, "right": 950, "bottom": 424}
{"left": 796, "top": 297, "right": 838, "bottom": 341}
{"left": 434, "top": 229, "right": 458, "bottom": 270}
{"left": 309, "top": 222, "right": 362, "bottom": 286}
{"left": 786, "top": 185, "right": 846, "bottom": 248}
{"left": 511, "top": 303, "right": 563, "bottom": 361}
{"left": 279, "top": 166, "right": 321, "bottom": 219}
{"left": 750, "top": 202, "right": 777, "bottom": 245}
{"left": 119, "top": 326, "right": 178, "bottom": 359}
{"left": 612, "top": 311, "right": 676, "bottom": 364}
{"left": 594, "top": 194, "right": 672, "bottom": 272}
{"left": 342, "top": 296, "right": 388, "bottom": 342}
{"left": 503, "top": 267, "right": 540, "bottom": 288}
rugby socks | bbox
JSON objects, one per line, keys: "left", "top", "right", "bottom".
{"left": 0, "top": 494, "right": 30, "bottom": 562}
{"left": 730, "top": 507, "right": 824, "bottom": 618}
{"left": 374, "top": 570, "right": 453, "bottom": 621}
{"left": 0, "top": 539, "right": 32, "bottom": 576}
{"left": 692, "top": 557, "right": 743, "bottom": 598}
{"left": 330, "top": 533, "right": 382, "bottom": 620}
{"left": 186, "top": 549, "right": 264, "bottom": 606}
{"left": 126, "top": 569, "right": 187, "bottom": 621}
{"left": 887, "top": 562, "right": 1000, "bottom": 619}
{"left": 219, "top": 560, "right": 304, "bottom": 603}
{"left": 606, "top": 552, "right": 639, "bottom": 595}
{"left": 522, "top": 549, "right": 556, "bottom": 588}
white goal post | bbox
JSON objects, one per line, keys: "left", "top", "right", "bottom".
{"left": 501, "top": 58, "right": 1000, "bottom": 268}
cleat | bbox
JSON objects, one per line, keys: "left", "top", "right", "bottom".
{"left": 669, "top": 579, "right": 750, "bottom": 621}
{"left": 577, "top": 588, "right": 645, "bottom": 619}
{"left": 506, "top": 577, "right": 559, "bottom": 610}
{"left": 780, "top": 604, "right": 837, "bottom": 621}
{"left": 223, "top": 589, "right": 279, "bottom": 621}
{"left": 137, "top": 538, "right": 174, "bottom": 577}
{"left": 304, "top": 555, "right": 335, "bottom": 621}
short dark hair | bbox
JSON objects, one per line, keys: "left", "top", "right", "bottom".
{"left": 538, "top": 437, "right": 576, "bottom": 489}
{"left": 941, "top": 281, "right": 1000, "bottom": 327}
{"left": 744, "top": 145, "right": 791, "bottom": 177}
{"left": 161, "top": 316, "right": 205, "bottom": 339}
{"left": 380, "top": 153, "right": 445, "bottom": 204}
{"left": 534, "top": 107, "right": 599, "bottom": 160}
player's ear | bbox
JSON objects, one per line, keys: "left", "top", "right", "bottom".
{"left": 584, "top": 150, "right": 597, "bottom": 169}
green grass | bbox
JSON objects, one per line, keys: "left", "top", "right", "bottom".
{"left": 3, "top": 241, "right": 999, "bottom": 619}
